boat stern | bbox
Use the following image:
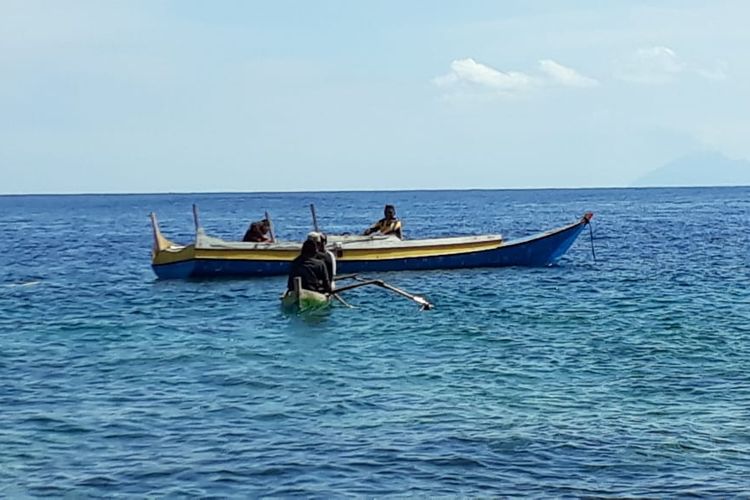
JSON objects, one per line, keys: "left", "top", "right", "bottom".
{"left": 150, "top": 212, "right": 197, "bottom": 279}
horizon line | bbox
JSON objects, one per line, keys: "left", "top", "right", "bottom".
{"left": 1, "top": 184, "right": 749, "bottom": 197}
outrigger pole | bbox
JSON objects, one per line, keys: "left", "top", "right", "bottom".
{"left": 331, "top": 293, "right": 354, "bottom": 308}
{"left": 374, "top": 280, "right": 433, "bottom": 311}
{"left": 333, "top": 279, "right": 383, "bottom": 294}
{"left": 333, "top": 278, "right": 434, "bottom": 311}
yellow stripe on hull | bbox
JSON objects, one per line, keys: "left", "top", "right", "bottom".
{"left": 153, "top": 239, "right": 502, "bottom": 266}
{"left": 152, "top": 245, "right": 196, "bottom": 266}
{"left": 339, "top": 239, "right": 502, "bottom": 261}
{"left": 194, "top": 248, "right": 299, "bottom": 261}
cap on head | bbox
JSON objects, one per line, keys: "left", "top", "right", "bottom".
{"left": 307, "top": 231, "right": 322, "bottom": 242}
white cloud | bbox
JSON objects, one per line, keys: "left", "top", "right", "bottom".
{"left": 433, "top": 58, "right": 538, "bottom": 95}
{"left": 696, "top": 61, "right": 728, "bottom": 81}
{"left": 615, "top": 46, "right": 727, "bottom": 84}
{"left": 615, "top": 46, "right": 685, "bottom": 84}
{"left": 434, "top": 58, "right": 597, "bottom": 99}
{"left": 539, "top": 59, "right": 599, "bottom": 88}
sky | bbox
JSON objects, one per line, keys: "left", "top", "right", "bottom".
{"left": 1, "top": 0, "right": 749, "bottom": 194}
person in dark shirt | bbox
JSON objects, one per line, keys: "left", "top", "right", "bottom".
{"left": 307, "top": 231, "right": 336, "bottom": 280}
{"left": 363, "top": 204, "right": 403, "bottom": 239}
{"left": 243, "top": 219, "right": 272, "bottom": 242}
{"left": 287, "top": 240, "right": 332, "bottom": 294}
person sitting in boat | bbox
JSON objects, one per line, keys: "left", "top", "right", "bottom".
{"left": 242, "top": 219, "right": 272, "bottom": 242}
{"left": 307, "top": 231, "right": 336, "bottom": 280}
{"left": 363, "top": 204, "right": 403, "bottom": 239}
{"left": 288, "top": 239, "right": 332, "bottom": 294}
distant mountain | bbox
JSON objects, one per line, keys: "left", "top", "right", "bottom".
{"left": 633, "top": 151, "right": 750, "bottom": 187}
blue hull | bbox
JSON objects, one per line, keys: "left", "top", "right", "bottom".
{"left": 152, "top": 219, "right": 589, "bottom": 279}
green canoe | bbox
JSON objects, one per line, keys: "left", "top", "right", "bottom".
{"left": 280, "top": 280, "right": 332, "bottom": 314}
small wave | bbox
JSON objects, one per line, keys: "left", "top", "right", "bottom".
{"left": 75, "top": 475, "right": 121, "bottom": 488}
{"left": 3, "top": 280, "right": 41, "bottom": 288}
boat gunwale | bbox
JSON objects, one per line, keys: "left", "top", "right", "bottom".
{"left": 190, "top": 221, "right": 581, "bottom": 254}
{"left": 193, "top": 233, "right": 504, "bottom": 251}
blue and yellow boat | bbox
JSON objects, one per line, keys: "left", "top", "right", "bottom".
{"left": 149, "top": 209, "right": 593, "bottom": 279}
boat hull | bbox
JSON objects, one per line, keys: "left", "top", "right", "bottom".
{"left": 151, "top": 216, "right": 591, "bottom": 279}
{"left": 280, "top": 289, "right": 331, "bottom": 314}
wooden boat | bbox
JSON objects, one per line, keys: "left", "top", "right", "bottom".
{"left": 280, "top": 277, "right": 332, "bottom": 313}
{"left": 150, "top": 207, "right": 593, "bottom": 279}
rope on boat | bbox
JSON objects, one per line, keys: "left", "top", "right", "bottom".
{"left": 587, "top": 219, "right": 597, "bottom": 263}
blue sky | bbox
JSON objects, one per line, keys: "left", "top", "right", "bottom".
{"left": 1, "top": 0, "right": 748, "bottom": 193}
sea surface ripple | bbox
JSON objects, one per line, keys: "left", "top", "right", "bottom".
{"left": 1, "top": 188, "right": 749, "bottom": 497}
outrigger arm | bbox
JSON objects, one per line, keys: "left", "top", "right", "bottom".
{"left": 333, "top": 277, "right": 434, "bottom": 311}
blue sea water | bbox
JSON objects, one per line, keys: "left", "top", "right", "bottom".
{"left": 1, "top": 187, "right": 749, "bottom": 497}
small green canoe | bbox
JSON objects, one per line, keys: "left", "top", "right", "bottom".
{"left": 280, "top": 277, "right": 332, "bottom": 314}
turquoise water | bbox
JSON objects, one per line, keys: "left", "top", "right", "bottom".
{"left": 1, "top": 188, "right": 749, "bottom": 497}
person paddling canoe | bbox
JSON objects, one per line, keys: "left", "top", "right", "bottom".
{"left": 363, "top": 204, "right": 403, "bottom": 239}
{"left": 287, "top": 240, "right": 332, "bottom": 294}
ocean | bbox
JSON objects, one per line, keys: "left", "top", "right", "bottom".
{"left": 1, "top": 187, "right": 749, "bottom": 497}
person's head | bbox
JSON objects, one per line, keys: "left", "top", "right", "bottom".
{"left": 251, "top": 219, "right": 269, "bottom": 232}
{"left": 307, "top": 231, "right": 323, "bottom": 251}
{"left": 384, "top": 204, "right": 396, "bottom": 219}
{"left": 301, "top": 239, "right": 318, "bottom": 257}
